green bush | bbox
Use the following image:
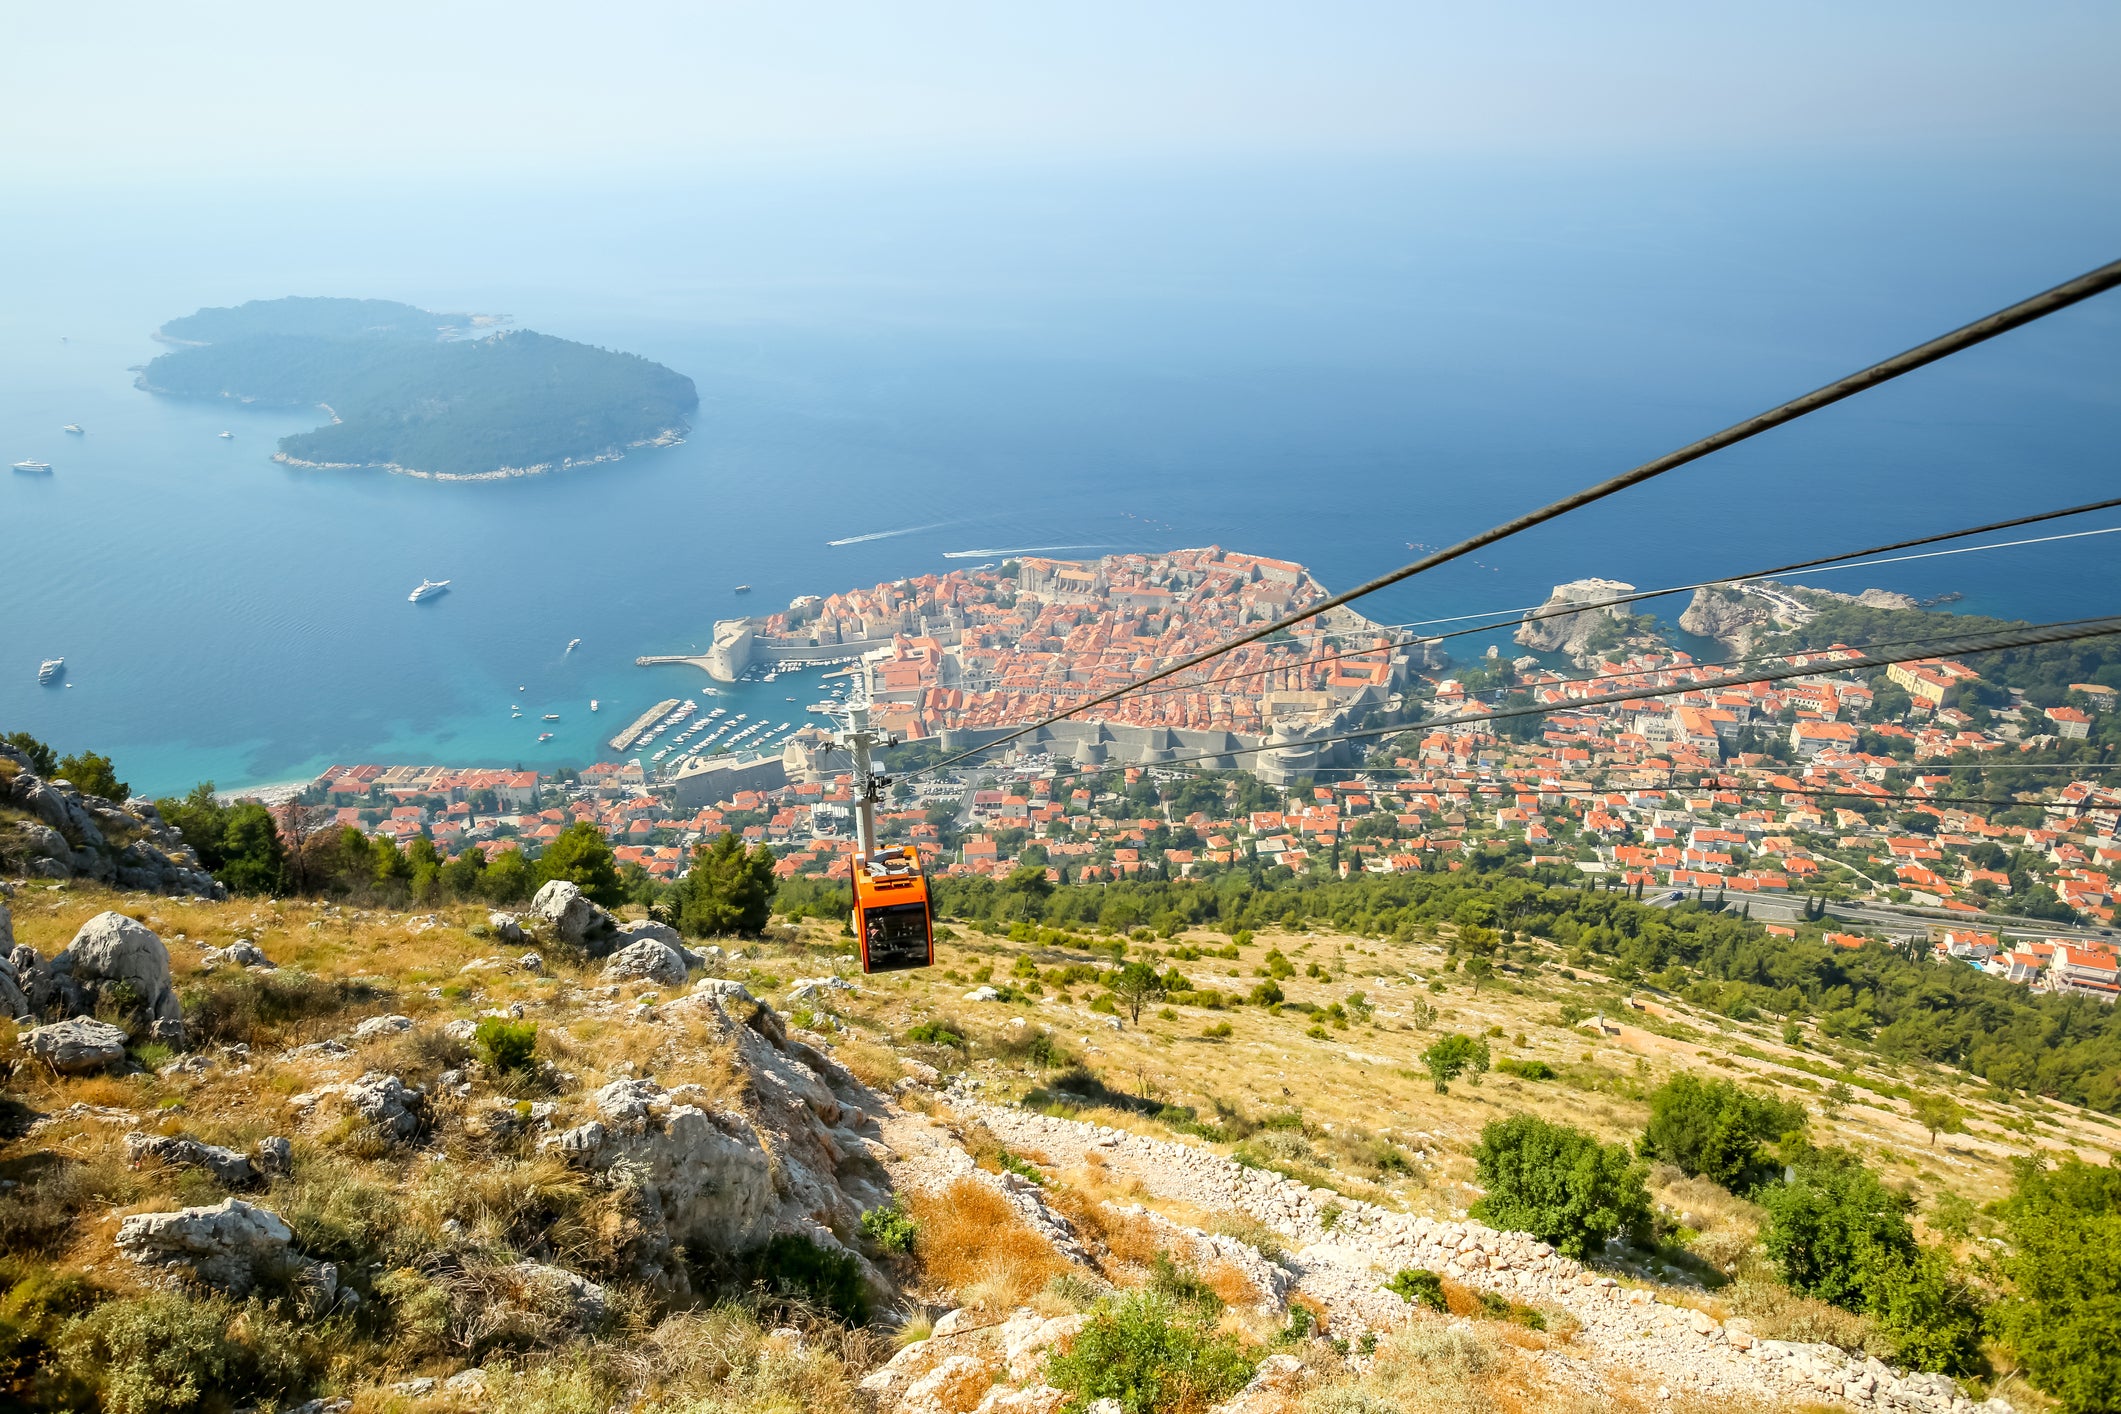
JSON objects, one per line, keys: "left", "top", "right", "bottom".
{"left": 1758, "top": 1145, "right": 1981, "bottom": 1373}
{"left": 1496, "top": 1058, "right": 1556, "bottom": 1081}
{"left": 1386, "top": 1268, "right": 1447, "bottom": 1311}
{"left": 1470, "top": 1113, "right": 1650, "bottom": 1259}
{"left": 474, "top": 1018, "right": 538, "bottom": 1074}
{"left": 904, "top": 1020, "right": 966, "bottom": 1048}
{"left": 0, "top": 1263, "right": 98, "bottom": 1405}
{"left": 860, "top": 1201, "right": 918, "bottom": 1255}
{"left": 743, "top": 1233, "right": 869, "bottom": 1324}
{"left": 1044, "top": 1291, "right": 1255, "bottom": 1414}
{"left": 1638, "top": 1073, "right": 1806, "bottom": 1192}
{"left": 56, "top": 1290, "right": 314, "bottom": 1414}
{"left": 1990, "top": 1156, "right": 2121, "bottom": 1408}
{"left": 1421, "top": 1034, "right": 1491, "bottom": 1093}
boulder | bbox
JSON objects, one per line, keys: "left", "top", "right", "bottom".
{"left": 528, "top": 880, "right": 619, "bottom": 954}
{"left": 602, "top": 938, "right": 689, "bottom": 988}
{"left": 518, "top": 950, "right": 544, "bottom": 972}
{"left": 115, "top": 1197, "right": 324, "bottom": 1297}
{"left": 42, "top": 912, "right": 182, "bottom": 1023}
{"left": 500, "top": 1261, "right": 610, "bottom": 1325}
{"left": 896, "top": 1353, "right": 995, "bottom": 1414}
{"left": 1208, "top": 1354, "right": 1304, "bottom": 1414}
{"left": 124, "top": 1131, "right": 258, "bottom": 1187}
{"left": 255, "top": 1135, "right": 294, "bottom": 1176}
{"left": 614, "top": 918, "right": 685, "bottom": 949}
{"left": 488, "top": 912, "right": 526, "bottom": 943}
{"left": 21, "top": 1016, "right": 128, "bottom": 1073}
{"left": 0, "top": 946, "right": 28, "bottom": 1021}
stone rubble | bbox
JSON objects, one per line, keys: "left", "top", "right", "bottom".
{"left": 946, "top": 1096, "right": 2000, "bottom": 1414}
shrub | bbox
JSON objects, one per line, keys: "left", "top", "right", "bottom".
{"left": 743, "top": 1233, "right": 869, "bottom": 1324}
{"left": 1386, "top": 1268, "right": 1447, "bottom": 1311}
{"left": 1496, "top": 1057, "right": 1556, "bottom": 1081}
{"left": 0, "top": 1262, "right": 98, "bottom": 1405}
{"left": 1201, "top": 1021, "right": 1233, "bottom": 1040}
{"left": 1638, "top": 1074, "right": 1805, "bottom": 1192}
{"left": 56, "top": 1291, "right": 314, "bottom": 1414}
{"left": 1420, "top": 1033, "right": 1491, "bottom": 1093}
{"left": 179, "top": 969, "right": 362, "bottom": 1047}
{"left": 1990, "top": 1155, "right": 2121, "bottom": 1408}
{"left": 1470, "top": 1113, "right": 1651, "bottom": 1259}
{"left": 1044, "top": 1291, "right": 1255, "bottom": 1414}
{"left": 860, "top": 1201, "right": 918, "bottom": 1255}
{"left": 475, "top": 1018, "right": 538, "bottom": 1074}
{"left": 904, "top": 1020, "right": 966, "bottom": 1049}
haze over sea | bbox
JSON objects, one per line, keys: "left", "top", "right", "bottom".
{"left": 2, "top": 159, "right": 2116, "bottom": 798}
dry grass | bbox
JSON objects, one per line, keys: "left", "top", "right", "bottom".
{"left": 903, "top": 1177, "right": 1069, "bottom": 1311}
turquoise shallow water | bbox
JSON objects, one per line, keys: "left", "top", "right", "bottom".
{"left": 1, "top": 159, "right": 2116, "bottom": 797}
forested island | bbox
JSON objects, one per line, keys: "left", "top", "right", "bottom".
{"left": 139, "top": 296, "right": 698, "bottom": 479}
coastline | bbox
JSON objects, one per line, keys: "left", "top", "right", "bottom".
{"left": 270, "top": 426, "right": 687, "bottom": 481}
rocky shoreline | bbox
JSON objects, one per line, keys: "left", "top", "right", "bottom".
{"left": 269, "top": 425, "right": 687, "bottom": 481}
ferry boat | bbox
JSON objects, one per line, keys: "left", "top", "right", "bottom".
{"left": 38, "top": 658, "right": 64, "bottom": 684}
{"left": 542, "top": 714, "right": 560, "bottom": 721}
{"left": 408, "top": 578, "right": 450, "bottom": 603}
{"left": 62, "top": 424, "right": 84, "bottom": 435}
{"left": 12, "top": 461, "right": 52, "bottom": 475}
{"left": 733, "top": 584, "right": 752, "bottom": 594}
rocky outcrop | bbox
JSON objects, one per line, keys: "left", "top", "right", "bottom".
{"left": 538, "top": 983, "right": 892, "bottom": 1296}
{"left": 115, "top": 1197, "right": 354, "bottom": 1311}
{"left": 528, "top": 880, "right": 620, "bottom": 955}
{"left": 20, "top": 1016, "right": 129, "bottom": 1073}
{"left": 0, "top": 905, "right": 28, "bottom": 1019}
{"left": 858, "top": 1306, "right": 1086, "bottom": 1414}
{"left": 0, "top": 743, "right": 224, "bottom": 897}
{"left": 1514, "top": 579, "right": 1635, "bottom": 656}
{"left": 31, "top": 911, "right": 183, "bottom": 1026}
{"left": 1680, "top": 580, "right": 1923, "bottom": 654}
{"left": 202, "top": 939, "right": 274, "bottom": 969}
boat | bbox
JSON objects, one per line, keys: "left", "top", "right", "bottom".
{"left": 542, "top": 714, "right": 560, "bottom": 721}
{"left": 12, "top": 461, "right": 52, "bottom": 475}
{"left": 38, "top": 658, "right": 64, "bottom": 684}
{"left": 218, "top": 431, "right": 234, "bottom": 439}
{"left": 408, "top": 578, "right": 450, "bottom": 603}
{"left": 590, "top": 700, "right": 600, "bottom": 712}
{"left": 62, "top": 424, "right": 83, "bottom": 435}
{"left": 566, "top": 638, "right": 581, "bottom": 654}
{"left": 733, "top": 584, "right": 753, "bottom": 594}
{"left": 537, "top": 732, "right": 554, "bottom": 742}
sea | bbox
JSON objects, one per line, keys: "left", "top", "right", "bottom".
{"left": 2, "top": 157, "right": 2117, "bottom": 798}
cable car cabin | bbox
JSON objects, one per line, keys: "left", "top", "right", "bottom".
{"left": 851, "top": 843, "right": 934, "bottom": 973}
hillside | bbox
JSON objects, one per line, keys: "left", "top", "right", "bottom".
{"left": 138, "top": 297, "right": 698, "bottom": 479}
{"left": 2, "top": 860, "right": 2100, "bottom": 1412}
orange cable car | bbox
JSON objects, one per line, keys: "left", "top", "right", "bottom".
{"left": 852, "top": 842, "right": 934, "bottom": 973}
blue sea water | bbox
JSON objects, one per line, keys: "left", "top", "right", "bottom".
{"left": 1, "top": 158, "right": 2116, "bottom": 798}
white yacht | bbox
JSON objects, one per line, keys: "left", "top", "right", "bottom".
{"left": 218, "top": 430, "right": 234, "bottom": 439}
{"left": 62, "top": 424, "right": 84, "bottom": 435}
{"left": 408, "top": 579, "right": 450, "bottom": 603}
{"left": 12, "top": 461, "right": 52, "bottom": 475}
{"left": 566, "top": 638, "right": 581, "bottom": 653}
{"left": 590, "top": 699, "right": 600, "bottom": 712}
{"left": 38, "top": 658, "right": 64, "bottom": 684}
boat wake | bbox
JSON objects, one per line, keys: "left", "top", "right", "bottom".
{"left": 827, "top": 521, "right": 956, "bottom": 547}
{"left": 941, "top": 543, "right": 1110, "bottom": 560}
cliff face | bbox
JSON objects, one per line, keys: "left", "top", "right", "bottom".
{"left": 0, "top": 744, "right": 224, "bottom": 897}
{"left": 1677, "top": 585, "right": 1778, "bottom": 653}
{"left": 1515, "top": 579, "right": 1634, "bottom": 655}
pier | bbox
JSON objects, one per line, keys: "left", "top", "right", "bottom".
{"left": 607, "top": 698, "right": 680, "bottom": 753}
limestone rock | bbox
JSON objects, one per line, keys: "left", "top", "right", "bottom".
{"left": 21, "top": 1016, "right": 128, "bottom": 1073}
{"left": 1001, "top": 1311, "right": 1087, "bottom": 1379}
{"left": 351, "top": 1013, "right": 413, "bottom": 1042}
{"left": 974, "top": 1387, "right": 1068, "bottom": 1414}
{"left": 124, "top": 1131, "right": 258, "bottom": 1186}
{"left": 528, "top": 880, "right": 619, "bottom": 954}
{"left": 488, "top": 911, "right": 525, "bottom": 943}
{"left": 0, "top": 944, "right": 28, "bottom": 1021}
{"left": 602, "top": 938, "right": 689, "bottom": 988}
{"left": 1209, "top": 1353, "right": 1305, "bottom": 1414}
{"left": 43, "top": 912, "right": 182, "bottom": 1024}
{"left": 896, "top": 1353, "right": 994, "bottom": 1414}
{"left": 115, "top": 1197, "right": 315, "bottom": 1295}
{"left": 0, "top": 742, "right": 224, "bottom": 897}
{"left": 501, "top": 1260, "right": 610, "bottom": 1325}
{"left": 1514, "top": 578, "right": 1635, "bottom": 656}
{"left": 204, "top": 939, "right": 273, "bottom": 969}
{"left": 255, "top": 1135, "right": 294, "bottom": 1176}
{"left": 346, "top": 1071, "right": 427, "bottom": 1139}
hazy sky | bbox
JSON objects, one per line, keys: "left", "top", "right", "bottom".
{"left": 4, "top": 1, "right": 2116, "bottom": 180}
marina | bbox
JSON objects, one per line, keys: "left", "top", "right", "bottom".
{"left": 607, "top": 698, "right": 680, "bottom": 752}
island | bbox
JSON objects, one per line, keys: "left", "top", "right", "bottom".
{"left": 138, "top": 296, "right": 698, "bottom": 480}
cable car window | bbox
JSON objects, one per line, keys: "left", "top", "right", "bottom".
{"left": 862, "top": 901, "right": 930, "bottom": 971}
